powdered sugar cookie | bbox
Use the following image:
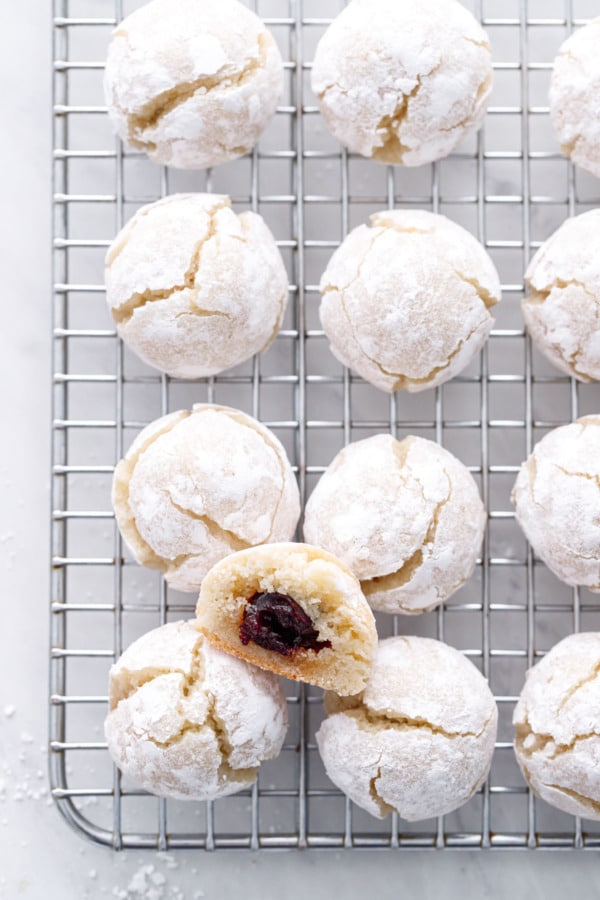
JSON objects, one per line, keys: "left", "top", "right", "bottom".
{"left": 550, "top": 19, "right": 600, "bottom": 179}
{"left": 311, "top": 0, "right": 492, "bottom": 166}
{"left": 317, "top": 636, "right": 497, "bottom": 820}
{"left": 196, "top": 543, "right": 378, "bottom": 696}
{"left": 105, "top": 620, "right": 288, "bottom": 800}
{"left": 113, "top": 405, "right": 300, "bottom": 593}
{"left": 514, "top": 632, "right": 600, "bottom": 820}
{"left": 104, "top": 0, "right": 284, "bottom": 169}
{"left": 523, "top": 210, "right": 600, "bottom": 382}
{"left": 512, "top": 416, "right": 600, "bottom": 591}
{"left": 304, "top": 435, "right": 486, "bottom": 614}
{"left": 320, "top": 209, "right": 501, "bottom": 392}
{"left": 105, "top": 193, "right": 288, "bottom": 379}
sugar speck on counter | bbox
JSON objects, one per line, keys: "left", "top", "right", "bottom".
{"left": 112, "top": 863, "right": 179, "bottom": 900}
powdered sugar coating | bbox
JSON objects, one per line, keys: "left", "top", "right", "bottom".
{"left": 550, "top": 20, "right": 600, "bottom": 179}
{"left": 105, "top": 193, "right": 289, "bottom": 379}
{"left": 112, "top": 404, "right": 300, "bottom": 592}
{"left": 320, "top": 209, "right": 501, "bottom": 393}
{"left": 512, "top": 416, "right": 600, "bottom": 591}
{"left": 104, "top": 0, "right": 283, "bottom": 169}
{"left": 514, "top": 632, "right": 600, "bottom": 820}
{"left": 523, "top": 210, "right": 600, "bottom": 382}
{"left": 304, "top": 435, "right": 486, "bottom": 614}
{"left": 311, "top": 0, "right": 492, "bottom": 166}
{"left": 105, "top": 620, "right": 288, "bottom": 801}
{"left": 316, "top": 636, "right": 497, "bottom": 821}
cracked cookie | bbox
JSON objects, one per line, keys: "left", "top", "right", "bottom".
{"left": 105, "top": 620, "right": 288, "bottom": 801}
{"left": 104, "top": 0, "right": 283, "bottom": 169}
{"left": 514, "top": 632, "right": 600, "bottom": 820}
{"left": 523, "top": 210, "right": 600, "bottom": 382}
{"left": 112, "top": 404, "right": 300, "bottom": 592}
{"left": 316, "top": 636, "right": 497, "bottom": 821}
{"left": 319, "top": 209, "right": 501, "bottom": 393}
{"left": 196, "top": 543, "right": 378, "bottom": 695}
{"left": 105, "top": 193, "right": 289, "bottom": 379}
{"left": 303, "top": 435, "right": 486, "bottom": 615}
{"left": 311, "top": 0, "right": 492, "bottom": 167}
{"left": 550, "top": 19, "right": 600, "bottom": 179}
{"left": 512, "top": 416, "right": 600, "bottom": 591}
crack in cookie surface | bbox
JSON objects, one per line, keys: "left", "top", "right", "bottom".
{"left": 124, "top": 33, "right": 271, "bottom": 148}
{"left": 323, "top": 226, "right": 494, "bottom": 390}
{"left": 318, "top": 52, "right": 489, "bottom": 164}
{"left": 370, "top": 60, "right": 489, "bottom": 163}
{"left": 516, "top": 717, "right": 600, "bottom": 762}
{"left": 111, "top": 199, "right": 231, "bottom": 326}
{"left": 390, "top": 325, "right": 483, "bottom": 392}
{"left": 360, "top": 464, "right": 453, "bottom": 607}
{"left": 540, "top": 783, "right": 600, "bottom": 817}
{"left": 371, "top": 78, "right": 422, "bottom": 164}
{"left": 368, "top": 763, "right": 394, "bottom": 817}
{"left": 524, "top": 279, "right": 600, "bottom": 380}
{"left": 166, "top": 493, "right": 251, "bottom": 553}
{"left": 110, "top": 628, "right": 205, "bottom": 711}
{"left": 115, "top": 407, "right": 293, "bottom": 584}
{"left": 218, "top": 408, "right": 292, "bottom": 543}
{"left": 555, "top": 466, "right": 600, "bottom": 491}
{"left": 557, "top": 659, "right": 600, "bottom": 713}
{"left": 113, "top": 411, "right": 190, "bottom": 571}
{"left": 111, "top": 635, "right": 257, "bottom": 784}
{"left": 341, "top": 701, "right": 495, "bottom": 741}
{"left": 454, "top": 269, "right": 498, "bottom": 310}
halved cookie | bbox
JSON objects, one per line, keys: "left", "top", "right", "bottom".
{"left": 196, "top": 543, "right": 377, "bottom": 695}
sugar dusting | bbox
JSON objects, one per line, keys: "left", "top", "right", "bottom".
{"left": 1, "top": 708, "right": 206, "bottom": 898}
{"left": 0, "top": 708, "right": 50, "bottom": 808}
{"left": 109, "top": 856, "right": 206, "bottom": 900}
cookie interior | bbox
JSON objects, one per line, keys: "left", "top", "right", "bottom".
{"left": 196, "top": 544, "right": 377, "bottom": 695}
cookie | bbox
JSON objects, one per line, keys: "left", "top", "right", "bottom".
{"left": 550, "top": 19, "right": 600, "bottom": 179}
{"left": 311, "top": 0, "right": 492, "bottom": 166}
{"left": 523, "top": 210, "right": 600, "bottom": 382}
{"left": 512, "top": 416, "right": 600, "bottom": 591}
{"left": 104, "top": 0, "right": 284, "bottom": 169}
{"left": 113, "top": 405, "right": 300, "bottom": 592}
{"left": 320, "top": 209, "right": 501, "bottom": 392}
{"left": 514, "top": 632, "right": 600, "bottom": 820}
{"left": 105, "top": 193, "right": 288, "bottom": 379}
{"left": 196, "top": 543, "right": 378, "bottom": 696}
{"left": 303, "top": 434, "right": 486, "bottom": 614}
{"left": 316, "top": 636, "right": 498, "bottom": 821}
{"left": 105, "top": 620, "right": 288, "bottom": 801}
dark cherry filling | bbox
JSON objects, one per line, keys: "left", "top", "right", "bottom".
{"left": 239, "top": 591, "right": 332, "bottom": 658}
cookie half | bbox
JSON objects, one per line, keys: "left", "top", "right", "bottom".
{"left": 196, "top": 543, "right": 377, "bottom": 695}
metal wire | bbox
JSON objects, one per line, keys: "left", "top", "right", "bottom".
{"left": 50, "top": 0, "right": 600, "bottom": 850}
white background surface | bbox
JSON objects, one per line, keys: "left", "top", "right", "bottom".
{"left": 2, "top": 1, "right": 600, "bottom": 897}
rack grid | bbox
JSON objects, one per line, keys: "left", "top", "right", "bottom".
{"left": 51, "top": 0, "right": 600, "bottom": 850}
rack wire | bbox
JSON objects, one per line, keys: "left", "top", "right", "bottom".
{"left": 50, "top": 0, "right": 600, "bottom": 850}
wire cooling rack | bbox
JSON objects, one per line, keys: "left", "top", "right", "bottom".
{"left": 50, "top": 0, "right": 600, "bottom": 850}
